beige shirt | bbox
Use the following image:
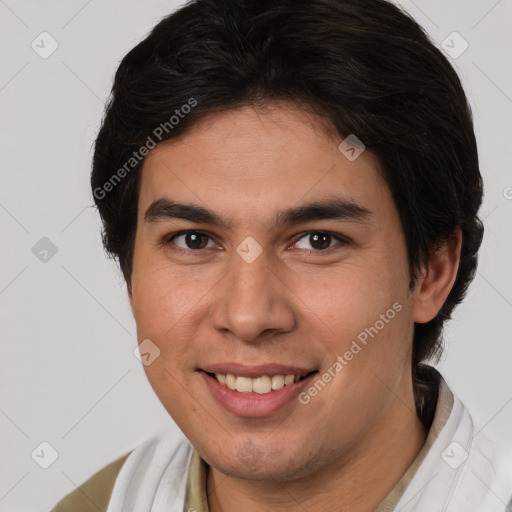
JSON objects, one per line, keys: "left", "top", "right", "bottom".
{"left": 51, "top": 366, "right": 452, "bottom": 512}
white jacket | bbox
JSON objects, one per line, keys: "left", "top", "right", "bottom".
{"left": 106, "top": 378, "right": 512, "bottom": 512}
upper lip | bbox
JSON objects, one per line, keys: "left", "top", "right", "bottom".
{"left": 199, "top": 362, "right": 317, "bottom": 378}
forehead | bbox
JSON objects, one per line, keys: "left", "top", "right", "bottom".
{"left": 137, "top": 104, "right": 391, "bottom": 226}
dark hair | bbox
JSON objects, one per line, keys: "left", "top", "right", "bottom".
{"left": 91, "top": 0, "right": 484, "bottom": 375}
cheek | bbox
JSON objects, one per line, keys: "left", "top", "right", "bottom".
{"left": 295, "top": 259, "right": 400, "bottom": 335}
{"left": 131, "top": 257, "right": 197, "bottom": 333}
{"left": 300, "top": 254, "right": 411, "bottom": 374}
{"left": 130, "top": 270, "right": 201, "bottom": 382}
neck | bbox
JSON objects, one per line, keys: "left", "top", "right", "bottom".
{"left": 207, "top": 373, "right": 428, "bottom": 512}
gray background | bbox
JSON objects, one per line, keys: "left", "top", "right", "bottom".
{"left": 0, "top": 0, "right": 511, "bottom": 510}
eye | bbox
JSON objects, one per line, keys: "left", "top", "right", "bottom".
{"left": 165, "top": 231, "right": 217, "bottom": 251}
{"left": 162, "top": 230, "right": 348, "bottom": 255}
{"left": 293, "top": 231, "right": 347, "bottom": 252}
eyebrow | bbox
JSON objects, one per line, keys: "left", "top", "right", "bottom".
{"left": 144, "top": 197, "right": 372, "bottom": 229}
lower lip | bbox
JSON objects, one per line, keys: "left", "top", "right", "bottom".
{"left": 199, "top": 371, "right": 318, "bottom": 417}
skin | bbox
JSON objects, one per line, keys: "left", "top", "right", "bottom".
{"left": 128, "top": 102, "right": 461, "bottom": 511}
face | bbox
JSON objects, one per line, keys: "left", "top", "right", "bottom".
{"left": 129, "top": 103, "right": 421, "bottom": 481}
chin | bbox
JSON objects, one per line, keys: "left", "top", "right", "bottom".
{"left": 203, "top": 439, "right": 318, "bottom": 482}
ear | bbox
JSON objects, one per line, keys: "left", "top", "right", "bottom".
{"left": 412, "top": 228, "right": 462, "bottom": 323}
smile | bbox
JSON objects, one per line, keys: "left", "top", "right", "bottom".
{"left": 199, "top": 368, "right": 319, "bottom": 417}
{"left": 208, "top": 372, "right": 314, "bottom": 395}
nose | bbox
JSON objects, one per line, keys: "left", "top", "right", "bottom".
{"left": 209, "top": 247, "right": 296, "bottom": 343}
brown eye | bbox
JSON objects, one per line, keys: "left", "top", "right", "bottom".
{"left": 294, "top": 231, "right": 347, "bottom": 252}
{"left": 169, "top": 231, "right": 213, "bottom": 250}
{"left": 309, "top": 232, "right": 331, "bottom": 250}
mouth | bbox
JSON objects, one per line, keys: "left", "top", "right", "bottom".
{"left": 203, "top": 371, "right": 318, "bottom": 395}
{"left": 198, "top": 366, "right": 320, "bottom": 417}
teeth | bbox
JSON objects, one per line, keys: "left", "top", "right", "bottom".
{"left": 235, "top": 376, "right": 253, "bottom": 393}
{"left": 225, "top": 374, "right": 237, "bottom": 390}
{"left": 253, "top": 376, "right": 272, "bottom": 394}
{"left": 271, "top": 375, "right": 284, "bottom": 390}
{"left": 214, "top": 373, "right": 304, "bottom": 394}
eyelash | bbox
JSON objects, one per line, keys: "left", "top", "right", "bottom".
{"left": 161, "top": 230, "right": 349, "bottom": 256}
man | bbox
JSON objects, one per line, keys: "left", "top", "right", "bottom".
{"left": 51, "top": 0, "right": 512, "bottom": 510}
